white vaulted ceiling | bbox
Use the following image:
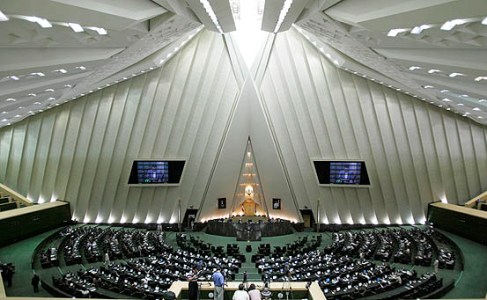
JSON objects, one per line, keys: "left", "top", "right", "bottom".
{"left": 1, "top": 0, "right": 487, "bottom": 225}
{"left": 1, "top": 0, "right": 487, "bottom": 127}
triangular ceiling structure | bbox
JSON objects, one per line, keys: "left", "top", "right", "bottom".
{"left": 1, "top": 0, "right": 487, "bottom": 128}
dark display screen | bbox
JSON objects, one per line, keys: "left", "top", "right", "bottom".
{"left": 314, "top": 161, "right": 370, "bottom": 186}
{"left": 128, "top": 160, "right": 185, "bottom": 184}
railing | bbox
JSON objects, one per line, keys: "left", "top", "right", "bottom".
{"left": 0, "top": 183, "right": 33, "bottom": 208}
{"left": 464, "top": 191, "right": 487, "bottom": 208}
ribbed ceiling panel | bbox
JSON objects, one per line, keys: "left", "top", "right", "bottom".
{"left": 258, "top": 28, "right": 487, "bottom": 225}
{"left": 0, "top": 29, "right": 240, "bottom": 224}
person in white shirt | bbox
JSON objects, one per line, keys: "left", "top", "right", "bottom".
{"left": 247, "top": 284, "right": 262, "bottom": 300}
{"left": 232, "top": 283, "right": 249, "bottom": 300}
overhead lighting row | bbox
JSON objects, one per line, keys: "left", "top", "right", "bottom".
{"left": 3, "top": 66, "right": 87, "bottom": 82}
{"left": 0, "top": 10, "right": 107, "bottom": 35}
{"left": 274, "top": 0, "right": 294, "bottom": 33}
{"left": 387, "top": 16, "right": 487, "bottom": 37}
{"left": 298, "top": 27, "right": 487, "bottom": 123}
{"left": 408, "top": 66, "right": 487, "bottom": 83}
{"left": 199, "top": 0, "right": 223, "bottom": 33}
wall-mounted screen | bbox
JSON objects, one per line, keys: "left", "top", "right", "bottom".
{"left": 313, "top": 160, "right": 370, "bottom": 186}
{"left": 128, "top": 160, "right": 185, "bottom": 185}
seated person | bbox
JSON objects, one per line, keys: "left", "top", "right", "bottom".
{"left": 233, "top": 283, "right": 249, "bottom": 300}
{"left": 248, "top": 283, "right": 261, "bottom": 300}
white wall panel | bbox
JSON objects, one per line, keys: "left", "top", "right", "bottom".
{"left": 257, "top": 28, "right": 487, "bottom": 224}
{"left": 0, "top": 29, "right": 240, "bottom": 224}
{"left": 1, "top": 27, "right": 487, "bottom": 225}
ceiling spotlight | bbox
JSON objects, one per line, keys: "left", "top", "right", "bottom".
{"left": 76, "top": 66, "right": 86, "bottom": 71}
{"left": 68, "top": 22, "right": 84, "bottom": 32}
{"left": 409, "top": 66, "right": 421, "bottom": 71}
{"left": 473, "top": 107, "right": 481, "bottom": 111}
{"left": 28, "top": 93, "right": 37, "bottom": 97}
{"left": 427, "top": 69, "right": 441, "bottom": 74}
{"left": 9, "top": 75, "right": 19, "bottom": 80}
{"left": 6, "top": 98, "right": 16, "bottom": 102}
{"left": 422, "top": 85, "right": 434, "bottom": 89}
{"left": 45, "top": 88, "right": 55, "bottom": 92}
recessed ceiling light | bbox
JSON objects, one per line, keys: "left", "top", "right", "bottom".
{"left": 482, "top": 17, "right": 487, "bottom": 25}
{"left": 45, "top": 88, "right": 55, "bottom": 92}
{"left": 1, "top": 111, "right": 7, "bottom": 114}
{"left": 28, "top": 93, "right": 37, "bottom": 97}
{"left": 24, "top": 16, "right": 52, "bottom": 28}
{"left": 479, "top": 99, "right": 487, "bottom": 103}
{"left": 87, "top": 26, "right": 107, "bottom": 35}
{"left": 422, "top": 85, "right": 434, "bottom": 89}
{"left": 47, "top": 97, "right": 56, "bottom": 101}
{"left": 427, "top": 69, "right": 441, "bottom": 74}
{"left": 442, "top": 98, "right": 451, "bottom": 102}
{"left": 409, "top": 66, "right": 421, "bottom": 71}
{"left": 9, "top": 75, "right": 19, "bottom": 80}
{"left": 475, "top": 76, "right": 487, "bottom": 81}
{"left": 440, "top": 89, "right": 449, "bottom": 93}
{"left": 411, "top": 24, "right": 432, "bottom": 34}
{"left": 68, "top": 22, "right": 84, "bottom": 32}
{"left": 30, "top": 72, "right": 45, "bottom": 77}
{"left": 0, "top": 10, "right": 9, "bottom": 21}
{"left": 441, "top": 19, "right": 467, "bottom": 31}
{"left": 458, "top": 103, "right": 464, "bottom": 106}
{"left": 387, "top": 28, "right": 408, "bottom": 37}
{"left": 76, "top": 66, "right": 86, "bottom": 71}
{"left": 6, "top": 98, "right": 16, "bottom": 102}
{"left": 473, "top": 107, "right": 481, "bottom": 111}
{"left": 14, "top": 114, "right": 21, "bottom": 118}
{"left": 64, "top": 84, "right": 73, "bottom": 88}
{"left": 34, "top": 102, "right": 41, "bottom": 105}
{"left": 478, "top": 116, "right": 483, "bottom": 119}
{"left": 1, "top": 118, "right": 8, "bottom": 122}
{"left": 449, "top": 72, "right": 465, "bottom": 78}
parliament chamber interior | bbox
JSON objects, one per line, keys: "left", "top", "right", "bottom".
{"left": 1, "top": 0, "right": 487, "bottom": 299}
